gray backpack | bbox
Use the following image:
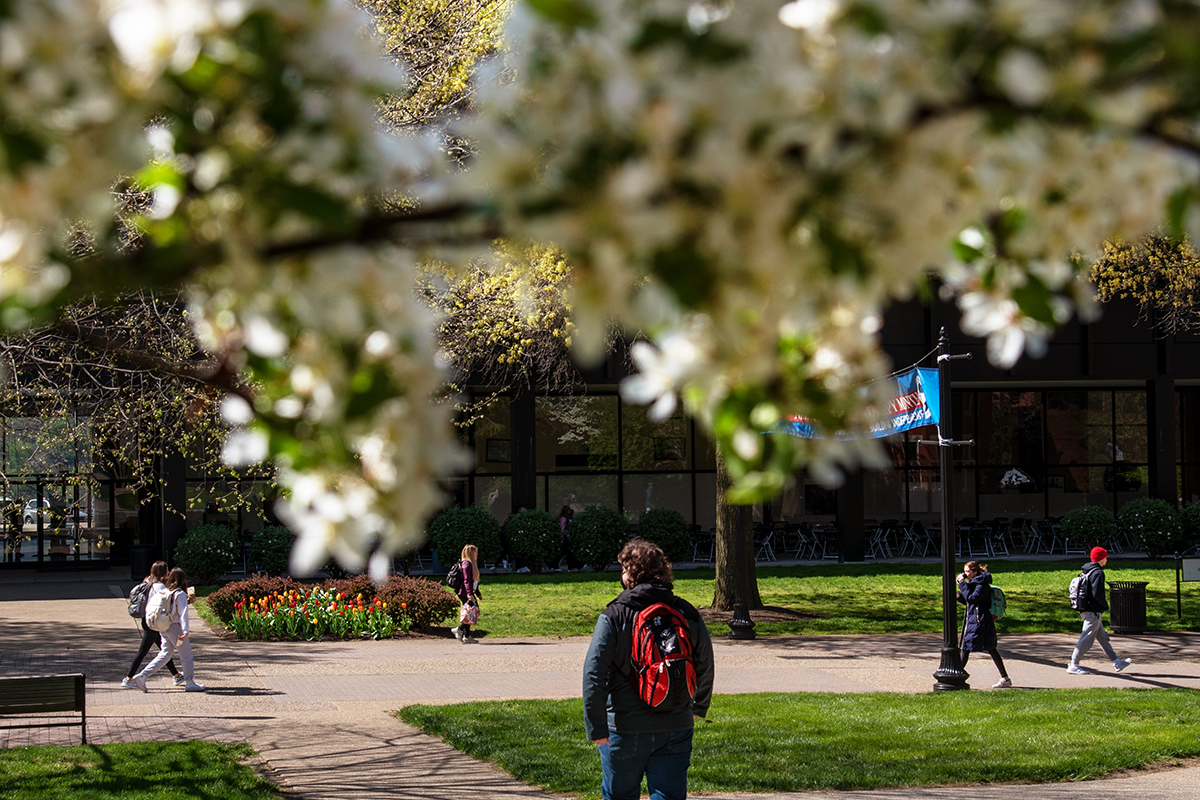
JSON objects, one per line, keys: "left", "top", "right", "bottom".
{"left": 145, "top": 587, "right": 177, "bottom": 632}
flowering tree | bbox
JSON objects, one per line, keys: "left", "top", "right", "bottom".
{"left": 5, "top": 0, "right": 1200, "bottom": 580}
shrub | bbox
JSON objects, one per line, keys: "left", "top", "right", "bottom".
{"left": 247, "top": 525, "right": 295, "bottom": 575}
{"left": 173, "top": 523, "right": 239, "bottom": 585}
{"left": 504, "top": 509, "right": 561, "bottom": 572}
{"left": 429, "top": 506, "right": 502, "bottom": 566}
{"left": 1117, "top": 497, "right": 1181, "bottom": 559}
{"left": 1178, "top": 502, "right": 1200, "bottom": 553}
{"left": 377, "top": 575, "right": 460, "bottom": 629}
{"left": 637, "top": 508, "right": 691, "bottom": 563}
{"left": 1059, "top": 505, "right": 1116, "bottom": 548}
{"left": 207, "top": 574, "right": 305, "bottom": 623}
{"left": 326, "top": 573, "right": 376, "bottom": 601}
{"left": 570, "top": 505, "right": 630, "bottom": 570}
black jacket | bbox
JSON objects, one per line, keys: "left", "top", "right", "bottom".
{"left": 1081, "top": 561, "right": 1108, "bottom": 612}
{"left": 582, "top": 583, "right": 714, "bottom": 741}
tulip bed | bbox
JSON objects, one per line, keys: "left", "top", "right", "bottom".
{"left": 230, "top": 587, "right": 408, "bottom": 641}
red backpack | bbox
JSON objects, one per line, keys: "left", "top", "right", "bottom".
{"left": 629, "top": 602, "right": 697, "bottom": 711}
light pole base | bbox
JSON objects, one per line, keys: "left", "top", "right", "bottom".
{"left": 933, "top": 646, "right": 970, "bottom": 691}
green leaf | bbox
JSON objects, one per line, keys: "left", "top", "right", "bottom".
{"left": 951, "top": 240, "right": 984, "bottom": 263}
{"left": 1167, "top": 187, "right": 1193, "bottom": 241}
{"left": 1011, "top": 276, "right": 1057, "bottom": 326}
{"left": 523, "top": 0, "right": 598, "bottom": 29}
{"left": 345, "top": 364, "right": 398, "bottom": 420}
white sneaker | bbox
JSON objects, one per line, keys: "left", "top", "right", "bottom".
{"left": 172, "top": 674, "right": 186, "bottom": 686}
{"left": 1066, "top": 663, "right": 1089, "bottom": 675}
{"left": 992, "top": 677, "right": 1012, "bottom": 689}
{"left": 184, "top": 681, "right": 206, "bottom": 692}
{"left": 132, "top": 674, "right": 148, "bottom": 692}
{"left": 453, "top": 627, "right": 464, "bottom": 642}
{"left": 464, "top": 636, "right": 478, "bottom": 644}
{"left": 121, "top": 677, "right": 138, "bottom": 689}
{"left": 1114, "top": 658, "right": 1132, "bottom": 672}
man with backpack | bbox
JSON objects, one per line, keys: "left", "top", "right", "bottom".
{"left": 583, "top": 540, "right": 714, "bottom": 800}
{"left": 1067, "top": 546, "right": 1133, "bottom": 675}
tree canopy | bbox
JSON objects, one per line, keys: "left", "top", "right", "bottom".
{"left": 6, "top": 0, "right": 1200, "bottom": 576}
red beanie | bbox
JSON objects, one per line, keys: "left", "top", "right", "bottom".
{"left": 1090, "top": 546, "right": 1108, "bottom": 563}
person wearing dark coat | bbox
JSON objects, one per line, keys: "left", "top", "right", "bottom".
{"left": 957, "top": 561, "right": 1011, "bottom": 689}
{"left": 1067, "top": 547, "right": 1133, "bottom": 675}
{"left": 583, "top": 540, "right": 714, "bottom": 800}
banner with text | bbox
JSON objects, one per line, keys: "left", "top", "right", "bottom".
{"left": 781, "top": 367, "right": 940, "bottom": 439}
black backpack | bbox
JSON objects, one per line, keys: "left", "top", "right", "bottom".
{"left": 446, "top": 561, "right": 464, "bottom": 592}
{"left": 128, "top": 581, "right": 152, "bottom": 618}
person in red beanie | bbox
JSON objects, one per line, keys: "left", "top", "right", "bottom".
{"left": 1067, "top": 546, "right": 1132, "bottom": 675}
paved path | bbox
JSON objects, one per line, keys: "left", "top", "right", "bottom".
{"left": 2, "top": 569, "right": 1200, "bottom": 799}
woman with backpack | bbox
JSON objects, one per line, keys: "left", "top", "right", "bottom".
{"left": 956, "top": 560, "right": 1011, "bottom": 689}
{"left": 121, "top": 560, "right": 182, "bottom": 689}
{"left": 131, "top": 567, "right": 204, "bottom": 692}
{"left": 453, "top": 544, "right": 482, "bottom": 644}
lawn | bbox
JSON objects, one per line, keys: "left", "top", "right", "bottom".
{"left": 453, "top": 558, "right": 1199, "bottom": 638}
{"left": 0, "top": 741, "right": 280, "bottom": 800}
{"left": 195, "top": 558, "right": 1200, "bottom": 639}
{"left": 399, "top": 689, "right": 1200, "bottom": 798}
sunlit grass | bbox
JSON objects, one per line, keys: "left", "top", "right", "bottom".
{"left": 0, "top": 741, "right": 280, "bottom": 800}
{"left": 470, "top": 559, "right": 1197, "bottom": 638}
{"left": 400, "top": 689, "right": 1200, "bottom": 798}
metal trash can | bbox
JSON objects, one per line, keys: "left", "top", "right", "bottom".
{"left": 1108, "top": 581, "right": 1149, "bottom": 634}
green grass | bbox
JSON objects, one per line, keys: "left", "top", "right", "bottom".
{"left": 194, "top": 559, "right": 1200, "bottom": 639}
{"left": 399, "top": 689, "right": 1200, "bottom": 797}
{"left": 0, "top": 741, "right": 280, "bottom": 800}
{"left": 467, "top": 558, "right": 1199, "bottom": 638}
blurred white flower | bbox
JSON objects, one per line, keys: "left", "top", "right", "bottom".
{"left": 778, "top": 0, "right": 839, "bottom": 31}
{"left": 221, "top": 428, "right": 268, "bottom": 466}
{"left": 997, "top": 50, "right": 1052, "bottom": 107}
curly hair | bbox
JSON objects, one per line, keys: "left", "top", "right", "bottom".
{"left": 618, "top": 539, "right": 673, "bottom": 590}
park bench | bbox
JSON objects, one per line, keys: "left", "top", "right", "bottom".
{"left": 0, "top": 673, "right": 87, "bottom": 744}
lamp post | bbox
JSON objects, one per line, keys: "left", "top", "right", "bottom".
{"left": 928, "top": 328, "right": 973, "bottom": 691}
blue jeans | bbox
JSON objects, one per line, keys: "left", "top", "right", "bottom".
{"left": 598, "top": 728, "right": 693, "bottom": 800}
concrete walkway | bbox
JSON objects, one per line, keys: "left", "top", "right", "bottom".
{"left": 2, "top": 569, "right": 1200, "bottom": 799}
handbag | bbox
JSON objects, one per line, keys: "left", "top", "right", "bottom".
{"left": 459, "top": 602, "right": 480, "bottom": 625}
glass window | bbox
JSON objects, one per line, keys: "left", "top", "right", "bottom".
{"left": 536, "top": 396, "right": 618, "bottom": 472}
{"left": 547, "top": 474, "right": 618, "bottom": 513}
{"left": 622, "top": 474, "right": 692, "bottom": 522}
{"left": 621, "top": 405, "right": 690, "bottom": 471}
{"left": 1045, "top": 391, "right": 1109, "bottom": 465}
{"left": 974, "top": 392, "right": 1044, "bottom": 468}
{"left": 1114, "top": 391, "right": 1148, "bottom": 463}
{"left": 695, "top": 473, "right": 716, "bottom": 529}
{"left": 474, "top": 397, "right": 511, "bottom": 475}
{"left": 472, "top": 476, "right": 511, "bottom": 525}
{"left": 863, "top": 469, "right": 904, "bottom": 520}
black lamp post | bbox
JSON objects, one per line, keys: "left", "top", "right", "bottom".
{"left": 927, "top": 328, "right": 972, "bottom": 691}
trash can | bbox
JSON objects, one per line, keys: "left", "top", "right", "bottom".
{"left": 1108, "top": 581, "right": 1149, "bottom": 634}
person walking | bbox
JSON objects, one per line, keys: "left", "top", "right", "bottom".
{"left": 956, "top": 561, "right": 1011, "bottom": 689}
{"left": 583, "top": 540, "right": 714, "bottom": 800}
{"left": 1068, "top": 546, "right": 1133, "bottom": 675}
{"left": 453, "top": 544, "right": 482, "bottom": 644}
{"left": 131, "top": 567, "right": 205, "bottom": 692}
{"left": 121, "top": 560, "right": 182, "bottom": 689}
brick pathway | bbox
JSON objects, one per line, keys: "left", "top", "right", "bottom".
{"left": 3, "top": 568, "right": 1200, "bottom": 799}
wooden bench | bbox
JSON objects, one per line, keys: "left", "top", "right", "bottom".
{"left": 0, "top": 673, "right": 87, "bottom": 744}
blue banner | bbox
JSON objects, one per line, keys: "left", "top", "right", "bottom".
{"left": 782, "top": 367, "right": 940, "bottom": 439}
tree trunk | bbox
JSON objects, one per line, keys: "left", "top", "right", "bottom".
{"left": 712, "top": 450, "right": 762, "bottom": 610}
